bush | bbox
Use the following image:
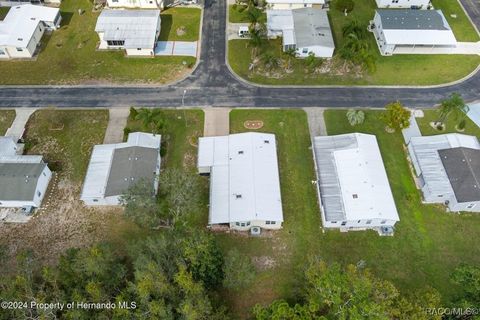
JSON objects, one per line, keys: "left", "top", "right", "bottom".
{"left": 334, "top": 0, "right": 354, "bottom": 13}
{"left": 129, "top": 107, "right": 138, "bottom": 120}
{"left": 457, "top": 119, "right": 466, "bottom": 131}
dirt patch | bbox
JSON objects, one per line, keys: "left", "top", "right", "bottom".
{"left": 176, "top": 26, "right": 186, "bottom": 37}
{"left": 0, "top": 177, "right": 123, "bottom": 271}
{"left": 252, "top": 256, "right": 277, "bottom": 271}
{"left": 244, "top": 120, "right": 264, "bottom": 130}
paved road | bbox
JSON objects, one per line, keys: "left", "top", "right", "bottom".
{"left": 0, "top": 0, "right": 479, "bottom": 108}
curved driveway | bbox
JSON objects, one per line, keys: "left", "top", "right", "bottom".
{"left": 0, "top": 0, "right": 479, "bottom": 108}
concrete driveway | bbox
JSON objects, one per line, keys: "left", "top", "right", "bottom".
{"left": 155, "top": 41, "right": 198, "bottom": 57}
{"left": 203, "top": 108, "right": 230, "bottom": 136}
{"left": 5, "top": 108, "right": 36, "bottom": 141}
{"left": 228, "top": 23, "right": 250, "bottom": 40}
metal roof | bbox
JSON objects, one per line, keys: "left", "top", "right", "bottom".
{"left": 292, "top": 8, "right": 334, "bottom": 49}
{"left": 313, "top": 133, "right": 399, "bottom": 222}
{"left": 0, "top": 4, "right": 60, "bottom": 48}
{"left": 95, "top": 9, "right": 160, "bottom": 49}
{"left": 408, "top": 134, "right": 480, "bottom": 202}
{"left": 267, "top": 8, "right": 334, "bottom": 49}
{"left": 439, "top": 147, "right": 480, "bottom": 202}
{"left": 105, "top": 146, "right": 159, "bottom": 197}
{"left": 81, "top": 132, "right": 161, "bottom": 200}
{"left": 0, "top": 163, "right": 46, "bottom": 201}
{"left": 198, "top": 132, "right": 283, "bottom": 225}
{"left": 267, "top": 0, "right": 325, "bottom": 3}
{"left": 377, "top": 9, "right": 451, "bottom": 30}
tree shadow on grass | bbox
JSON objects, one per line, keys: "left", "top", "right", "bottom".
{"left": 159, "top": 14, "right": 173, "bottom": 41}
{"left": 59, "top": 11, "right": 74, "bottom": 26}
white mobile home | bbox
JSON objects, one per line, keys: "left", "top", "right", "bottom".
{"left": 95, "top": 9, "right": 161, "bottom": 57}
{"left": 81, "top": 132, "right": 161, "bottom": 206}
{"left": 266, "top": 0, "right": 325, "bottom": 10}
{"left": 375, "top": 0, "right": 430, "bottom": 9}
{"left": 198, "top": 132, "right": 283, "bottom": 231}
{"left": 371, "top": 9, "right": 456, "bottom": 56}
{"left": 0, "top": 136, "right": 52, "bottom": 208}
{"left": 267, "top": 8, "right": 334, "bottom": 58}
{"left": 313, "top": 133, "right": 399, "bottom": 233}
{"left": 106, "top": 0, "right": 164, "bottom": 9}
{"left": 0, "top": 4, "right": 61, "bottom": 59}
{"left": 407, "top": 134, "right": 480, "bottom": 212}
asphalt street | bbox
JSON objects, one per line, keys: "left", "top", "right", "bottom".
{"left": 0, "top": 0, "right": 479, "bottom": 108}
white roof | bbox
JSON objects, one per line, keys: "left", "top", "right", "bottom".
{"left": 0, "top": 4, "right": 60, "bottom": 48}
{"left": 267, "top": 0, "right": 325, "bottom": 4}
{"left": 95, "top": 9, "right": 160, "bottom": 49}
{"left": 314, "top": 133, "right": 399, "bottom": 222}
{"left": 377, "top": 10, "right": 457, "bottom": 46}
{"left": 198, "top": 132, "right": 283, "bottom": 225}
{"left": 81, "top": 132, "right": 161, "bottom": 200}
{"left": 408, "top": 133, "right": 480, "bottom": 198}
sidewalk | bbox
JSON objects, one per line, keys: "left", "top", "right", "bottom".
{"left": 5, "top": 108, "right": 36, "bottom": 141}
{"left": 304, "top": 108, "right": 327, "bottom": 137}
{"left": 103, "top": 108, "right": 130, "bottom": 144}
{"left": 203, "top": 108, "right": 231, "bottom": 136}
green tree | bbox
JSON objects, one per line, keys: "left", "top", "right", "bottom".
{"left": 381, "top": 101, "right": 411, "bottom": 132}
{"left": 252, "top": 260, "right": 441, "bottom": 319}
{"left": 222, "top": 249, "right": 256, "bottom": 291}
{"left": 119, "top": 178, "right": 165, "bottom": 229}
{"left": 135, "top": 108, "right": 166, "bottom": 134}
{"left": 346, "top": 109, "right": 365, "bottom": 126}
{"left": 261, "top": 52, "right": 280, "bottom": 71}
{"left": 339, "top": 20, "right": 376, "bottom": 73}
{"left": 158, "top": 168, "right": 202, "bottom": 227}
{"left": 451, "top": 264, "right": 480, "bottom": 307}
{"left": 437, "top": 93, "right": 469, "bottom": 125}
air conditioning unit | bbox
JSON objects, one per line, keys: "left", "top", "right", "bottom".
{"left": 250, "top": 226, "right": 261, "bottom": 236}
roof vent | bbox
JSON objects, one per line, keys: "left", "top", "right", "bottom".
{"left": 352, "top": 194, "right": 358, "bottom": 199}
{"left": 264, "top": 140, "right": 270, "bottom": 144}
{"left": 238, "top": 150, "right": 244, "bottom": 154}
{"left": 235, "top": 194, "right": 242, "bottom": 199}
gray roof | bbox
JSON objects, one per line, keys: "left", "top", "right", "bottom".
{"left": 0, "top": 163, "right": 46, "bottom": 201}
{"left": 292, "top": 8, "right": 334, "bottom": 48}
{"left": 438, "top": 147, "right": 480, "bottom": 203}
{"left": 95, "top": 9, "right": 160, "bottom": 49}
{"left": 377, "top": 9, "right": 451, "bottom": 31}
{"left": 104, "top": 146, "right": 159, "bottom": 197}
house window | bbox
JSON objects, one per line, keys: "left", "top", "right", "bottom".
{"left": 341, "top": 221, "right": 347, "bottom": 226}
{"left": 241, "top": 222, "right": 246, "bottom": 227}
{"left": 366, "top": 220, "right": 372, "bottom": 224}
{"left": 381, "top": 220, "right": 386, "bottom": 224}
{"left": 37, "top": 191, "right": 41, "bottom": 197}
{"left": 270, "top": 221, "right": 276, "bottom": 225}
{"left": 247, "top": 221, "right": 250, "bottom": 226}
{"left": 93, "top": 199, "right": 98, "bottom": 202}
{"left": 467, "top": 203, "right": 476, "bottom": 209}
{"left": 107, "top": 40, "right": 125, "bottom": 46}
{"left": 331, "top": 221, "right": 337, "bottom": 224}
{"left": 137, "top": 48, "right": 142, "bottom": 50}
{"left": 266, "top": 221, "right": 271, "bottom": 225}
{"left": 16, "top": 48, "right": 23, "bottom": 52}
{"left": 0, "top": 49, "right": 5, "bottom": 55}
{"left": 302, "top": 48, "right": 308, "bottom": 54}
{"left": 235, "top": 222, "right": 240, "bottom": 226}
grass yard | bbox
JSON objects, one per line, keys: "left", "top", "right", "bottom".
{"left": 0, "top": 7, "right": 9, "bottom": 20}
{"left": 229, "top": 5, "right": 266, "bottom": 23}
{"left": 23, "top": 109, "right": 108, "bottom": 182}
{"left": 322, "top": 110, "right": 480, "bottom": 304}
{"left": 416, "top": 109, "right": 480, "bottom": 137}
{"left": 217, "top": 109, "right": 480, "bottom": 318}
{"left": 432, "top": 0, "right": 480, "bottom": 42}
{"left": 0, "top": 0, "right": 196, "bottom": 85}
{"left": 0, "top": 110, "right": 15, "bottom": 135}
{"left": 159, "top": 7, "right": 202, "bottom": 41}
{"left": 228, "top": 0, "right": 480, "bottom": 85}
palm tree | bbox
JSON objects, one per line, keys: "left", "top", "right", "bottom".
{"left": 284, "top": 47, "right": 297, "bottom": 70}
{"left": 135, "top": 108, "right": 165, "bottom": 134}
{"left": 437, "top": 93, "right": 470, "bottom": 125}
{"left": 261, "top": 52, "right": 279, "bottom": 71}
{"left": 346, "top": 109, "right": 365, "bottom": 126}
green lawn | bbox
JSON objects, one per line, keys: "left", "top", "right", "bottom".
{"left": 159, "top": 7, "right": 202, "bottom": 41}
{"left": 0, "top": 0, "right": 196, "bottom": 85}
{"left": 432, "top": 0, "right": 480, "bottom": 42}
{"left": 323, "top": 110, "right": 480, "bottom": 304}
{"left": 0, "top": 110, "right": 15, "bottom": 135}
{"left": 416, "top": 109, "right": 480, "bottom": 137}
{"left": 218, "top": 109, "right": 480, "bottom": 318}
{"left": 0, "top": 7, "right": 9, "bottom": 20}
{"left": 228, "top": 0, "right": 480, "bottom": 86}
{"left": 229, "top": 5, "right": 266, "bottom": 23}
{"left": 224, "top": 109, "right": 321, "bottom": 318}
{"left": 23, "top": 109, "right": 108, "bottom": 182}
